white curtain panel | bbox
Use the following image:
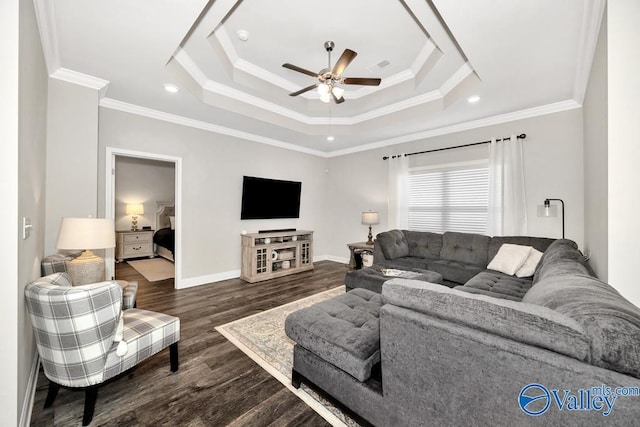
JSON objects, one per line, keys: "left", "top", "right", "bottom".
{"left": 387, "top": 155, "right": 409, "bottom": 230}
{"left": 487, "top": 135, "right": 528, "bottom": 236}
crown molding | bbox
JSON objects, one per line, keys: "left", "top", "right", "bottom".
{"left": 326, "top": 99, "right": 582, "bottom": 157}
{"left": 51, "top": 68, "right": 110, "bottom": 97}
{"left": 33, "top": 0, "right": 60, "bottom": 74}
{"left": 573, "top": 0, "right": 606, "bottom": 105}
{"left": 99, "top": 98, "right": 329, "bottom": 157}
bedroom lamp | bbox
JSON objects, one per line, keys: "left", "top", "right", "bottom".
{"left": 362, "top": 211, "right": 380, "bottom": 245}
{"left": 542, "top": 198, "right": 565, "bottom": 239}
{"left": 125, "top": 203, "right": 144, "bottom": 231}
{"left": 56, "top": 217, "right": 116, "bottom": 285}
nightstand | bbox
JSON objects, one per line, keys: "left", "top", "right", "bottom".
{"left": 116, "top": 230, "right": 154, "bottom": 262}
{"left": 347, "top": 241, "right": 375, "bottom": 270}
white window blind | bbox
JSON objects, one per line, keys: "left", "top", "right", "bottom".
{"left": 408, "top": 166, "right": 489, "bottom": 234}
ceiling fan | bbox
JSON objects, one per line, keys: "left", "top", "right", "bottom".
{"left": 282, "top": 41, "right": 382, "bottom": 104}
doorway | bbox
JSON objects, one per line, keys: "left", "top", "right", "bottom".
{"left": 105, "top": 148, "right": 183, "bottom": 288}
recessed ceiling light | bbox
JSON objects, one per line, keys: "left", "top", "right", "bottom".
{"left": 467, "top": 95, "right": 480, "bottom": 103}
{"left": 237, "top": 30, "right": 250, "bottom": 42}
{"left": 327, "top": 136, "right": 335, "bottom": 142}
{"left": 164, "top": 84, "right": 179, "bottom": 93}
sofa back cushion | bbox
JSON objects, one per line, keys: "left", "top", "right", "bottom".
{"left": 383, "top": 278, "right": 591, "bottom": 362}
{"left": 487, "top": 236, "right": 555, "bottom": 265}
{"left": 523, "top": 274, "right": 640, "bottom": 379}
{"left": 533, "top": 239, "right": 593, "bottom": 284}
{"left": 440, "top": 232, "right": 490, "bottom": 267}
{"left": 375, "top": 230, "right": 409, "bottom": 260}
{"left": 402, "top": 230, "right": 442, "bottom": 259}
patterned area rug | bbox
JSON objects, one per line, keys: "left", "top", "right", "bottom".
{"left": 127, "top": 258, "right": 175, "bottom": 282}
{"left": 216, "top": 286, "right": 359, "bottom": 427}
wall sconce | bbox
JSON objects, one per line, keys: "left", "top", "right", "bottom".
{"left": 125, "top": 203, "right": 144, "bottom": 231}
{"left": 541, "top": 198, "right": 565, "bottom": 238}
{"left": 361, "top": 211, "right": 380, "bottom": 245}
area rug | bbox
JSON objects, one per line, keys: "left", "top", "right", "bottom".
{"left": 127, "top": 258, "right": 175, "bottom": 282}
{"left": 216, "top": 286, "right": 360, "bottom": 427}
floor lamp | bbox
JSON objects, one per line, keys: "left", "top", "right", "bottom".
{"left": 543, "top": 198, "right": 565, "bottom": 239}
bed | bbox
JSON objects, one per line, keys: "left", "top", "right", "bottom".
{"left": 154, "top": 201, "right": 175, "bottom": 262}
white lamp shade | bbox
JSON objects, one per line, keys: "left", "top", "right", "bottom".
{"left": 362, "top": 211, "right": 380, "bottom": 225}
{"left": 317, "top": 83, "right": 330, "bottom": 94}
{"left": 56, "top": 218, "right": 116, "bottom": 250}
{"left": 332, "top": 86, "right": 344, "bottom": 99}
{"left": 125, "top": 203, "right": 144, "bottom": 215}
{"left": 320, "top": 93, "right": 331, "bottom": 103}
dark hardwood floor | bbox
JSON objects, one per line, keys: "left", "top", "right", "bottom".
{"left": 30, "top": 260, "right": 347, "bottom": 426}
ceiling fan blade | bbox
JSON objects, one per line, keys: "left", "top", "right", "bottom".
{"left": 343, "top": 77, "right": 382, "bottom": 86}
{"left": 331, "top": 49, "right": 357, "bottom": 76}
{"left": 282, "top": 63, "right": 319, "bottom": 78}
{"left": 289, "top": 84, "right": 317, "bottom": 97}
{"left": 331, "top": 91, "right": 345, "bottom": 104}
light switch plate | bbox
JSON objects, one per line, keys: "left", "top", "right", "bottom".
{"left": 23, "top": 217, "right": 32, "bottom": 239}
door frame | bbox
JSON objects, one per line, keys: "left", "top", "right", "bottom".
{"left": 105, "top": 147, "right": 183, "bottom": 288}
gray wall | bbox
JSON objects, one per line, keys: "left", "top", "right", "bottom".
{"left": 115, "top": 157, "right": 175, "bottom": 231}
{"left": 45, "top": 79, "right": 100, "bottom": 254}
{"left": 583, "top": 11, "right": 608, "bottom": 280}
{"left": 324, "top": 109, "right": 586, "bottom": 259}
{"left": 98, "top": 108, "right": 330, "bottom": 282}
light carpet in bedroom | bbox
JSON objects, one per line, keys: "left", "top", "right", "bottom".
{"left": 216, "top": 286, "right": 360, "bottom": 427}
{"left": 127, "top": 258, "right": 175, "bottom": 282}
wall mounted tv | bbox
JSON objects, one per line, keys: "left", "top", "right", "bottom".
{"left": 241, "top": 176, "right": 302, "bottom": 220}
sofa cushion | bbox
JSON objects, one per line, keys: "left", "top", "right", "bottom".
{"left": 284, "top": 288, "right": 384, "bottom": 382}
{"left": 440, "top": 232, "right": 490, "bottom": 267}
{"left": 533, "top": 239, "right": 592, "bottom": 283}
{"left": 403, "top": 230, "right": 443, "bottom": 259}
{"left": 382, "top": 279, "right": 590, "bottom": 362}
{"left": 486, "top": 244, "right": 531, "bottom": 276}
{"left": 426, "top": 259, "right": 483, "bottom": 285}
{"left": 376, "top": 230, "right": 409, "bottom": 260}
{"left": 523, "top": 274, "right": 640, "bottom": 379}
{"left": 376, "top": 257, "right": 429, "bottom": 271}
{"left": 457, "top": 271, "right": 533, "bottom": 301}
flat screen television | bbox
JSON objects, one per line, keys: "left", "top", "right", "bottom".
{"left": 241, "top": 176, "right": 302, "bottom": 220}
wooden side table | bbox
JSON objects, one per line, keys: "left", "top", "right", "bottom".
{"left": 347, "top": 241, "right": 375, "bottom": 270}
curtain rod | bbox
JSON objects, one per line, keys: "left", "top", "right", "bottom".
{"left": 382, "top": 133, "right": 527, "bottom": 160}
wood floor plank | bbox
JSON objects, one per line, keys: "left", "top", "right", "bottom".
{"left": 30, "top": 260, "right": 346, "bottom": 426}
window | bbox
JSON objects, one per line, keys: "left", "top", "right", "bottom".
{"left": 408, "top": 163, "right": 488, "bottom": 234}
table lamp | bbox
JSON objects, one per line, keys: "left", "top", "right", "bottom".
{"left": 125, "top": 203, "right": 144, "bottom": 231}
{"left": 362, "top": 211, "right": 380, "bottom": 245}
{"left": 56, "top": 217, "right": 116, "bottom": 285}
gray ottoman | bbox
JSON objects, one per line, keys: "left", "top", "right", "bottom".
{"left": 345, "top": 264, "right": 443, "bottom": 293}
{"left": 285, "top": 288, "right": 383, "bottom": 382}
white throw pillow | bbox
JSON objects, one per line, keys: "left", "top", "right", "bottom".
{"left": 169, "top": 216, "right": 175, "bottom": 230}
{"left": 515, "top": 248, "right": 543, "bottom": 278}
{"left": 487, "top": 244, "right": 532, "bottom": 276}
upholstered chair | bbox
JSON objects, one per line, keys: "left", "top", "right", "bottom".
{"left": 41, "top": 253, "right": 138, "bottom": 309}
{"left": 25, "top": 273, "right": 180, "bottom": 425}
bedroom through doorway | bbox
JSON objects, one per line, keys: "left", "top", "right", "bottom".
{"left": 105, "top": 148, "right": 183, "bottom": 289}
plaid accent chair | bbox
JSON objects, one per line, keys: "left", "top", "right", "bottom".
{"left": 41, "top": 254, "right": 138, "bottom": 309}
{"left": 25, "top": 273, "right": 180, "bottom": 426}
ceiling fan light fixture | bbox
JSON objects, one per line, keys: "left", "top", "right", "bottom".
{"left": 331, "top": 86, "right": 344, "bottom": 99}
{"left": 317, "top": 83, "right": 330, "bottom": 95}
{"left": 320, "top": 93, "right": 331, "bottom": 103}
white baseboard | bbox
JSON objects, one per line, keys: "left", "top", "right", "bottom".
{"left": 176, "top": 269, "right": 241, "bottom": 289}
{"left": 174, "top": 256, "right": 347, "bottom": 289}
{"left": 19, "top": 352, "right": 39, "bottom": 427}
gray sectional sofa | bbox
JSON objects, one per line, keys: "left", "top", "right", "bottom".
{"left": 285, "top": 232, "right": 640, "bottom": 426}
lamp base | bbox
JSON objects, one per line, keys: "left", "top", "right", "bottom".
{"left": 66, "top": 250, "right": 105, "bottom": 285}
{"left": 366, "top": 225, "right": 374, "bottom": 245}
